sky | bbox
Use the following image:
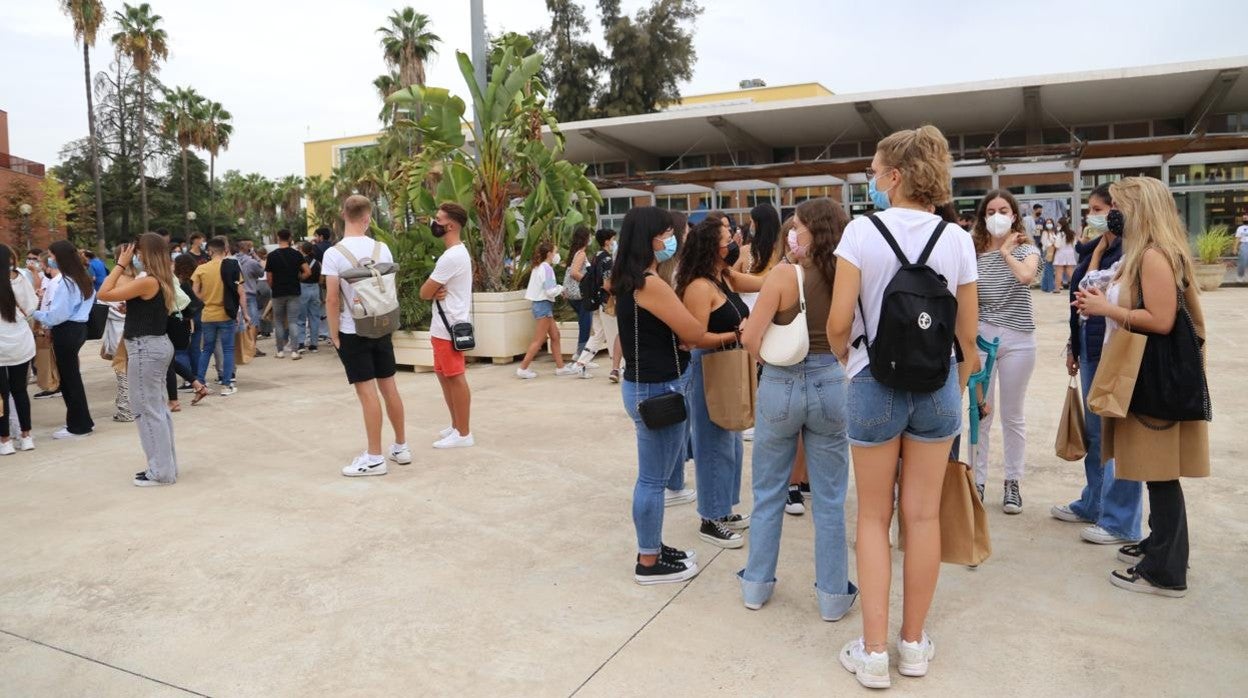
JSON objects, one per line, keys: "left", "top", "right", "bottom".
{"left": 3, "top": 0, "right": 1248, "bottom": 179}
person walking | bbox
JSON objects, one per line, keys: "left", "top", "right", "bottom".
{"left": 266, "top": 229, "right": 309, "bottom": 360}
{"left": 420, "top": 202, "right": 475, "bottom": 449}
{"left": 1053, "top": 217, "right": 1079, "bottom": 291}
{"left": 97, "top": 234, "right": 181, "bottom": 486}
{"left": 0, "top": 245, "right": 37, "bottom": 455}
{"left": 32, "top": 240, "right": 98, "bottom": 439}
{"left": 828, "top": 126, "right": 979, "bottom": 688}
{"left": 738, "top": 196, "right": 858, "bottom": 620}
{"left": 324, "top": 195, "right": 410, "bottom": 474}
{"left": 296, "top": 241, "right": 323, "bottom": 353}
{"left": 970, "top": 189, "right": 1040, "bottom": 512}
{"left": 1073, "top": 176, "right": 1210, "bottom": 598}
{"left": 1040, "top": 218, "right": 1058, "bottom": 292}
{"left": 563, "top": 227, "right": 594, "bottom": 360}
{"left": 570, "top": 228, "right": 622, "bottom": 381}
{"left": 517, "top": 241, "right": 579, "bottom": 379}
{"left": 192, "top": 236, "right": 248, "bottom": 396}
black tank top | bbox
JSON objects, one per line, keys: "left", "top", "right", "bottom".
{"left": 706, "top": 283, "right": 749, "bottom": 337}
{"left": 617, "top": 277, "right": 690, "bottom": 383}
{"left": 123, "top": 288, "right": 167, "bottom": 339}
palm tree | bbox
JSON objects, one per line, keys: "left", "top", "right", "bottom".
{"left": 111, "top": 2, "right": 167, "bottom": 233}
{"left": 61, "top": 0, "right": 109, "bottom": 253}
{"left": 377, "top": 8, "right": 441, "bottom": 91}
{"left": 159, "top": 85, "right": 205, "bottom": 237}
{"left": 199, "top": 101, "right": 232, "bottom": 235}
{"left": 274, "top": 175, "right": 304, "bottom": 224}
{"left": 373, "top": 71, "right": 402, "bottom": 125}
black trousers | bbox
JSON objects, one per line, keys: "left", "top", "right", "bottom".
{"left": 166, "top": 358, "right": 196, "bottom": 399}
{"left": 0, "top": 361, "right": 32, "bottom": 438}
{"left": 1136, "top": 479, "right": 1188, "bottom": 588}
{"left": 51, "top": 322, "right": 94, "bottom": 434}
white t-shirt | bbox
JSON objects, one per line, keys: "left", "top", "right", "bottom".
{"left": 1235, "top": 224, "right": 1248, "bottom": 244}
{"left": 321, "top": 236, "right": 394, "bottom": 335}
{"left": 835, "top": 208, "right": 978, "bottom": 379}
{"left": 428, "top": 243, "right": 473, "bottom": 341}
{"left": 0, "top": 275, "right": 37, "bottom": 366}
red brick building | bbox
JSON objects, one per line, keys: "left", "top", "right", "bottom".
{"left": 0, "top": 109, "right": 57, "bottom": 250}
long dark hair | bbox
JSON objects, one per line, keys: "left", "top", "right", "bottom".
{"left": 675, "top": 218, "right": 729, "bottom": 298}
{"left": 794, "top": 198, "right": 846, "bottom": 285}
{"left": 569, "top": 226, "right": 591, "bottom": 261}
{"left": 748, "top": 203, "right": 781, "bottom": 274}
{"left": 0, "top": 245, "right": 18, "bottom": 323}
{"left": 49, "top": 240, "right": 94, "bottom": 301}
{"left": 612, "top": 206, "right": 672, "bottom": 298}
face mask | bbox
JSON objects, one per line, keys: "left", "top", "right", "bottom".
{"left": 609, "top": 241, "right": 618, "bottom": 254}
{"left": 654, "top": 235, "right": 677, "bottom": 262}
{"left": 1045, "top": 223, "right": 1054, "bottom": 230}
{"left": 47, "top": 259, "right": 58, "bottom": 270}
{"left": 430, "top": 221, "right": 447, "bottom": 238}
{"left": 723, "top": 241, "right": 740, "bottom": 267}
{"left": 868, "top": 175, "right": 893, "bottom": 211}
{"left": 1107, "top": 209, "right": 1125, "bottom": 236}
{"left": 132, "top": 256, "right": 145, "bottom": 273}
{"left": 1086, "top": 214, "right": 1108, "bottom": 232}
{"left": 787, "top": 229, "right": 808, "bottom": 258}
{"left": 551, "top": 253, "right": 562, "bottom": 266}
{"left": 985, "top": 213, "right": 1014, "bottom": 237}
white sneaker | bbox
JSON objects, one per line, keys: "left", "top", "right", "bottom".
{"left": 220, "top": 384, "right": 238, "bottom": 397}
{"left": 439, "top": 426, "right": 456, "bottom": 439}
{"left": 664, "top": 488, "right": 696, "bottom": 507}
{"left": 52, "top": 428, "right": 90, "bottom": 440}
{"left": 0, "top": 441, "right": 14, "bottom": 456}
{"left": 1081, "top": 524, "right": 1137, "bottom": 545}
{"left": 1050, "top": 504, "right": 1088, "bottom": 523}
{"left": 742, "top": 427, "right": 754, "bottom": 442}
{"left": 516, "top": 368, "right": 537, "bottom": 379}
{"left": 342, "top": 454, "right": 387, "bottom": 477}
{"left": 291, "top": 350, "right": 302, "bottom": 361}
{"left": 16, "top": 436, "right": 34, "bottom": 451}
{"left": 276, "top": 351, "right": 286, "bottom": 359}
{"left": 586, "top": 362, "right": 600, "bottom": 369}
{"left": 840, "top": 638, "right": 891, "bottom": 689}
{"left": 389, "top": 444, "right": 412, "bottom": 465}
{"left": 577, "top": 364, "right": 593, "bottom": 379}
{"left": 897, "top": 632, "right": 935, "bottom": 677}
{"left": 433, "top": 431, "right": 475, "bottom": 449}
{"left": 554, "top": 365, "right": 579, "bottom": 376}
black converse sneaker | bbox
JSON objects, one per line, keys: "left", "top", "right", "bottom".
{"left": 1003, "top": 479, "right": 1022, "bottom": 515}
{"left": 718, "top": 513, "right": 751, "bottom": 531}
{"left": 785, "top": 485, "right": 806, "bottom": 516}
{"left": 661, "top": 544, "right": 697, "bottom": 566}
{"left": 634, "top": 556, "right": 699, "bottom": 585}
{"left": 699, "top": 518, "right": 744, "bottom": 548}
{"left": 798, "top": 481, "right": 812, "bottom": 500}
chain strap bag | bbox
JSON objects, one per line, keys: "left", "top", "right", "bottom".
{"left": 632, "top": 291, "right": 687, "bottom": 429}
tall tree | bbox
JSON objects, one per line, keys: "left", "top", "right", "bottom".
{"left": 378, "top": 7, "right": 442, "bottom": 90}
{"left": 159, "top": 85, "right": 204, "bottom": 237}
{"left": 274, "top": 175, "right": 304, "bottom": 223}
{"left": 199, "top": 100, "right": 232, "bottom": 235}
{"left": 60, "top": 0, "right": 109, "bottom": 254}
{"left": 534, "top": 0, "right": 602, "bottom": 122}
{"left": 597, "top": 0, "right": 701, "bottom": 117}
{"left": 373, "top": 71, "right": 402, "bottom": 125}
{"left": 111, "top": 2, "right": 167, "bottom": 233}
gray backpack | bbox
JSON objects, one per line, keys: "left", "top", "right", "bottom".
{"left": 335, "top": 241, "right": 400, "bottom": 338}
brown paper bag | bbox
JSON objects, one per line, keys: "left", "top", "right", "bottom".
{"left": 234, "top": 325, "right": 256, "bottom": 365}
{"left": 899, "top": 460, "right": 992, "bottom": 567}
{"left": 1055, "top": 376, "right": 1087, "bottom": 461}
{"left": 701, "top": 347, "right": 756, "bottom": 431}
{"left": 1087, "top": 330, "right": 1146, "bottom": 418}
{"left": 34, "top": 332, "right": 59, "bottom": 392}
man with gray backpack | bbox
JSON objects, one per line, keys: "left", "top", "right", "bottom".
{"left": 324, "top": 194, "right": 410, "bottom": 477}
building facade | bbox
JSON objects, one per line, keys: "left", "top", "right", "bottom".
{"left": 0, "top": 109, "right": 55, "bottom": 250}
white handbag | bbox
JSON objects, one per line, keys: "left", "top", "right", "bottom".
{"left": 759, "top": 263, "right": 810, "bottom": 366}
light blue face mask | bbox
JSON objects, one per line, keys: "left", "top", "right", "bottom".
{"left": 654, "top": 234, "right": 677, "bottom": 262}
{"left": 1086, "top": 214, "right": 1108, "bottom": 232}
{"left": 132, "top": 256, "right": 145, "bottom": 273}
{"left": 868, "top": 174, "right": 893, "bottom": 211}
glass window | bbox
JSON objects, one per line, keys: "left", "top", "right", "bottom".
{"left": 1074, "top": 124, "right": 1110, "bottom": 142}
{"left": 1152, "top": 118, "right": 1185, "bottom": 137}
{"left": 1114, "top": 122, "right": 1150, "bottom": 139}
{"left": 963, "top": 133, "right": 994, "bottom": 152}
{"left": 1169, "top": 162, "right": 1248, "bottom": 186}
{"left": 1205, "top": 113, "right": 1232, "bottom": 133}
{"left": 1079, "top": 166, "right": 1161, "bottom": 189}
{"left": 682, "top": 154, "right": 708, "bottom": 169}
{"left": 952, "top": 175, "right": 993, "bottom": 200}
{"left": 773, "top": 147, "right": 796, "bottom": 163}
{"left": 656, "top": 195, "right": 688, "bottom": 211}
{"left": 1002, "top": 171, "right": 1074, "bottom": 195}
{"left": 1174, "top": 189, "right": 1248, "bottom": 236}
{"left": 1043, "top": 127, "right": 1072, "bottom": 145}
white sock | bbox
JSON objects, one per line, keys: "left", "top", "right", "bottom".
{"left": 366, "top": 452, "right": 383, "bottom": 462}
{"left": 393, "top": 442, "right": 407, "bottom": 450}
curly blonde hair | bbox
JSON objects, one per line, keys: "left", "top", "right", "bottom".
{"left": 875, "top": 125, "right": 953, "bottom": 208}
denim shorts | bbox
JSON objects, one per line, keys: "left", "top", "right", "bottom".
{"left": 531, "top": 300, "right": 554, "bottom": 319}
{"left": 846, "top": 360, "right": 962, "bottom": 447}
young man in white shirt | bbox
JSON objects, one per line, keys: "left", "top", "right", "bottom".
{"left": 420, "top": 202, "right": 474, "bottom": 449}
{"left": 323, "top": 194, "right": 410, "bottom": 476}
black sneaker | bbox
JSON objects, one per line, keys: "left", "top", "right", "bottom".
{"left": 308, "top": 346, "right": 319, "bottom": 354}
{"left": 785, "top": 485, "right": 806, "bottom": 516}
{"left": 133, "top": 472, "right": 171, "bottom": 487}
{"left": 798, "top": 481, "right": 811, "bottom": 500}
{"left": 33, "top": 390, "right": 61, "bottom": 399}
{"left": 634, "top": 556, "right": 698, "bottom": 585}
{"left": 1003, "top": 479, "right": 1022, "bottom": 515}
{"left": 661, "top": 544, "right": 696, "bottom": 566}
{"left": 1117, "top": 542, "right": 1145, "bottom": 565}
{"left": 718, "top": 513, "right": 751, "bottom": 531}
{"left": 699, "top": 518, "right": 744, "bottom": 549}
{"left": 177, "top": 383, "right": 195, "bottom": 393}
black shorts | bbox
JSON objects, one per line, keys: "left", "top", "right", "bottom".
{"left": 336, "top": 333, "right": 397, "bottom": 384}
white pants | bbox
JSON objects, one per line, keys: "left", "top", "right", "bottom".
{"left": 974, "top": 322, "right": 1036, "bottom": 485}
{"left": 581, "top": 309, "right": 618, "bottom": 359}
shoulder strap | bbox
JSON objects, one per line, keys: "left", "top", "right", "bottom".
{"left": 371, "top": 241, "right": 382, "bottom": 265}
{"left": 334, "top": 243, "right": 362, "bottom": 268}
{"left": 868, "top": 214, "right": 911, "bottom": 267}
{"left": 435, "top": 299, "right": 453, "bottom": 332}
{"left": 794, "top": 262, "right": 806, "bottom": 313}
{"left": 917, "top": 220, "right": 948, "bottom": 266}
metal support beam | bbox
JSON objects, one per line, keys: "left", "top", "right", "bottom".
{"left": 706, "top": 115, "right": 771, "bottom": 165}
{"left": 854, "top": 101, "right": 893, "bottom": 139}
{"left": 582, "top": 129, "right": 659, "bottom": 171}
{"left": 1023, "top": 86, "right": 1043, "bottom": 147}
{"left": 1071, "top": 166, "right": 1082, "bottom": 231}
{"left": 1185, "top": 68, "right": 1242, "bottom": 134}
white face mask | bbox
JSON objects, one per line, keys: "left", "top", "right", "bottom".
{"left": 551, "top": 253, "right": 562, "bottom": 266}
{"left": 985, "top": 213, "right": 1014, "bottom": 238}
{"left": 1045, "top": 223, "right": 1054, "bottom": 230}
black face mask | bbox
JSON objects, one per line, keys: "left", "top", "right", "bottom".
{"left": 1107, "top": 209, "right": 1125, "bottom": 236}
{"left": 724, "top": 241, "right": 740, "bottom": 267}
{"left": 430, "top": 221, "right": 447, "bottom": 238}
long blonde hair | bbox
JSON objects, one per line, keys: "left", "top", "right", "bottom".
{"left": 1109, "top": 177, "right": 1196, "bottom": 296}
{"left": 136, "top": 232, "right": 176, "bottom": 312}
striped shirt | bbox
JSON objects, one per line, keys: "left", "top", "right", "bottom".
{"left": 977, "top": 244, "right": 1040, "bottom": 332}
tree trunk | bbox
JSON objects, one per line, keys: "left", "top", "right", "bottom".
{"left": 84, "top": 43, "right": 106, "bottom": 254}
{"left": 117, "top": 61, "right": 130, "bottom": 240}
{"left": 181, "top": 146, "right": 191, "bottom": 237}
{"left": 209, "top": 153, "right": 216, "bottom": 235}
{"left": 137, "top": 72, "right": 149, "bottom": 233}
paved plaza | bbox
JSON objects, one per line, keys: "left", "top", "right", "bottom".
{"left": 0, "top": 289, "right": 1245, "bottom": 697}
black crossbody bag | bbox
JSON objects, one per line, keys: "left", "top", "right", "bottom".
{"left": 436, "top": 299, "right": 475, "bottom": 352}
{"left": 632, "top": 290, "right": 687, "bottom": 429}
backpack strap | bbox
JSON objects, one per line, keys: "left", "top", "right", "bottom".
{"left": 333, "top": 243, "right": 362, "bottom": 268}
{"left": 371, "top": 241, "right": 382, "bottom": 267}
{"left": 917, "top": 220, "right": 948, "bottom": 266}
{"left": 868, "top": 214, "right": 911, "bottom": 267}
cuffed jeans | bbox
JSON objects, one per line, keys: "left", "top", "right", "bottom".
{"left": 739, "top": 355, "right": 858, "bottom": 620}
{"left": 296, "top": 282, "right": 322, "bottom": 349}
{"left": 197, "top": 321, "right": 236, "bottom": 386}
{"left": 127, "top": 335, "right": 177, "bottom": 484}
{"left": 272, "top": 295, "right": 299, "bottom": 352}
{"left": 973, "top": 323, "right": 1036, "bottom": 485}
{"left": 622, "top": 372, "right": 690, "bottom": 556}
{"left": 1068, "top": 332, "right": 1143, "bottom": 540}
{"left": 688, "top": 349, "right": 744, "bottom": 520}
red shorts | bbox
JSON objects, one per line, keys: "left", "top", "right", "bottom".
{"left": 431, "top": 336, "right": 466, "bottom": 377}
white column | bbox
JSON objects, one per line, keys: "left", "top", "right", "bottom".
{"left": 1071, "top": 166, "right": 1082, "bottom": 229}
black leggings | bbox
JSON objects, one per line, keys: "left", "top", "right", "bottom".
{"left": 0, "top": 361, "right": 32, "bottom": 438}
{"left": 166, "top": 357, "right": 197, "bottom": 400}
{"left": 51, "top": 321, "right": 93, "bottom": 434}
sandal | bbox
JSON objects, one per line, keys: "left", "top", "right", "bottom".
{"left": 191, "top": 383, "right": 211, "bottom": 406}
{"left": 168, "top": 401, "right": 182, "bottom": 413}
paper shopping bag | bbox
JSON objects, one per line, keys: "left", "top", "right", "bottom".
{"left": 1055, "top": 376, "right": 1087, "bottom": 461}
{"left": 1087, "top": 330, "right": 1146, "bottom": 419}
{"left": 897, "top": 460, "right": 992, "bottom": 567}
{"left": 701, "top": 347, "right": 756, "bottom": 431}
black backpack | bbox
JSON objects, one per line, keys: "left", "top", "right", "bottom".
{"left": 580, "top": 250, "right": 610, "bottom": 310}
{"left": 855, "top": 215, "right": 962, "bottom": 393}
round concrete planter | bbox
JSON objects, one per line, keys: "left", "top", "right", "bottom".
{"left": 465, "top": 290, "right": 537, "bottom": 364}
{"left": 1194, "top": 263, "right": 1227, "bottom": 292}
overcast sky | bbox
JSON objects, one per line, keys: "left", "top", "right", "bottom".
{"left": 3, "top": 0, "right": 1247, "bottom": 179}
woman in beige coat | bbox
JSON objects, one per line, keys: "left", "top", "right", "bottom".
{"left": 1074, "top": 176, "right": 1210, "bottom": 598}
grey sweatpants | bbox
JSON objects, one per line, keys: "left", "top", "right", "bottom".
{"left": 126, "top": 335, "right": 178, "bottom": 484}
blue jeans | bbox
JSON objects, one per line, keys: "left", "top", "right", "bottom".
{"left": 175, "top": 310, "right": 203, "bottom": 385}
{"left": 688, "top": 349, "right": 744, "bottom": 520}
{"left": 569, "top": 299, "right": 593, "bottom": 354}
{"left": 1238, "top": 245, "right": 1248, "bottom": 278}
{"left": 245, "top": 293, "right": 260, "bottom": 329}
{"left": 197, "top": 321, "right": 236, "bottom": 386}
{"left": 296, "top": 283, "right": 322, "bottom": 349}
{"left": 739, "top": 355, "right": 857, "bottom": 620}
{"left": 622, "top": 372, "right": 690, "bottom": 555}
{"left": 1041, "top": 260, "right": 1056, "bottom": 292}
{"left": 846, "top": 360, "right": 961, "bottom": 447}
{"left": 1068, "top": 337, "right": 1143, "bottom": 540}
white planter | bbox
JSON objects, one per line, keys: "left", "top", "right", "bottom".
{"left": 392, "top": 330, "right": 435, "bottom": 372}
{"left": 558, "top": 321, "right": 579, "bottom": 358}
{"left": 465, "top": 290, "right": 536, "bottom": 364}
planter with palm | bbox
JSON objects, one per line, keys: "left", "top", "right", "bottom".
{"left": 111, "top": 2, "right": 167, "bottom": 234}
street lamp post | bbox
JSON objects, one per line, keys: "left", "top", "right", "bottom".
{"left": 18, "top": 203, "right": 32, "bottom": 251}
